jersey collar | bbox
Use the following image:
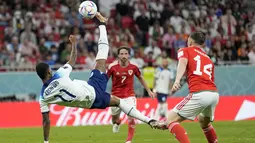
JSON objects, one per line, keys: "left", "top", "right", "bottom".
{"left": 43, "top": 73, "right": 62, "bottom": 87}
{"left": 193, "top": 46, "right": 206, "bottom": 53}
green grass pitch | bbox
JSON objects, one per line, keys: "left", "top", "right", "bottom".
{"left": 1, "top": 121, "right": 255, "bottom": 143}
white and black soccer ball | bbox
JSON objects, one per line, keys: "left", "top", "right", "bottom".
{"left": 78, "top": 1, "right": 97, "bottom": 18}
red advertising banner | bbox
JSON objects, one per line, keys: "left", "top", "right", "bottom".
{"left": 1, "top": 96, "right": 255, "bottom": 128}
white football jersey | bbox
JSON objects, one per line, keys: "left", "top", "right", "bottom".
{"left": 155, "top": 67, "right": 174, "bottom": 94}
{"left": 39, "top": 64, "right": 96, "bottom": 113}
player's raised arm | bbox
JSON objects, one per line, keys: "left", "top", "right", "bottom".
{"left": 67, "top": 35, "right": 77, "bottom": 67}
{"left": 42, "top": 112, "right": 50, "bottom": 143}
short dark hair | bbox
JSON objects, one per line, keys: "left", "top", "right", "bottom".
{"left": 190, "top": 31, "right": 205, "bottom": 45}
{"left": 117, "top": 46, "right": 131, "bottom": 55}
{"left": 148, "top": 62, "right": 153, "bottom": 67}
{"left": 36, "top": 62, "right": 50, "bottom": 80}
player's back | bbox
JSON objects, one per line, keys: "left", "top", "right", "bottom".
{"left": 155, "top": 67, "right": 174, "bottom": 94}
{"left": 107, "top": 61, "right": 141, "bottom": 98}
{"left": 178, "top": 46, "right": 217, "bottom": 93}
{"left": 42, "top": 78, "right": 94, "bottom": 104}
{"left": 39, "top": 64, "right": 96, "bottom": 113}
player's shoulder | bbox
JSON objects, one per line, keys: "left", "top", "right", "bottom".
{"left": 178, "top": 47, "right": 189, "bottom": 52}
{"left": 62, "top": 63, "right": 72, "bottom": 69}
{"left": 108, "top": 60, "right": 119, "bottom": 69}
{"left": 156, "top": 67, "right": 163, "bottom": 72}
{"left": 129, "top": 61, "right": 139, "bottom": 69}
{"left": 177, "top": 48, "right": 189, "bottom": 58}
{"left": 162, "top": 67, "right": 172, "bottom": 73}
{"left": 165, "top": 68, "right": 172, "bottom": 72}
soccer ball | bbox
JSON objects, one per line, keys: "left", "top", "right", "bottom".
{"left": 78, "top": 1, "right": 97, "bottom": 18}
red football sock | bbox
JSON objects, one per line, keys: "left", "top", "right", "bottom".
{"left": 202, "top": 125, "right": 218, "bottom": 143}
{"left": 168, "top": 122, "right": 190, "bottom": 143}
{"left": 126, "top": 118, "right": 136, "bottom": 142}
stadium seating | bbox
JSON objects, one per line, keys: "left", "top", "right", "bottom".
{"left": 0, "top": 0, "right": 254, "bottom": 72}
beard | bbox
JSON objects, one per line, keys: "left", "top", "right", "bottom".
{"left": 119, "top": 57, "right": 129, "bottom": 64}
{"left": 121, "top": 58, "right": 127, "bottom": 62}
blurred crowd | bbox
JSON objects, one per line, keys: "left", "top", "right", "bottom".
{"left": 0, "top": 0, "right": 255, "bottom": 72}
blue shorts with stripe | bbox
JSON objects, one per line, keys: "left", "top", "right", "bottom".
{"left": 88, "top": 69, "right": 111, "bottom": 109}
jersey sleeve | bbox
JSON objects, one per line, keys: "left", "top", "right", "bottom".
{"left": 55, "top": 63, "right": 72, "bottom": 77}
{"left": 177, "top": 48, "right": 188, "bottom": 60}
{"left": 39, "top": 98, "right": 50, "bottom": 113}
{"left": 134, "top": 66, "right": 141, "bottom": 77}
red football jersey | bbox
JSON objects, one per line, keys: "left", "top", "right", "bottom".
{"left": 178, "top": 46, "right": 217, "bottom": 93}
{"left": 107, "top": 60, "right": 141, "bottom": 98}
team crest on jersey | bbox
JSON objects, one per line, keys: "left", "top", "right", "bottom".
{"left": 128, "top": 70, "right": 133, "bottom": 75}
{"left": 116, "top": 72, "right": 120, "bottom": 75}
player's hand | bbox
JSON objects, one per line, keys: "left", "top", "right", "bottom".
{"left": 171, "top": 81, "right": 181, "bottom": 92}
{"left": 69, "top": 35, "right": 76, "bottom": 44}
{"left": 148, "top": 91, "right": 156, "bottom": 99}
{"left": 152, "top": 91, "right": 157, "bottom": 99}
{"left": 95, "top": 12, "right": 108, "bottom": 23}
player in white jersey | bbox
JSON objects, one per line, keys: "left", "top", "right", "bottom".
{"left": 154, "top": 58, "right": 174, "bottom": 119}
{"left": 36, "top": 13, "right": 164, "bottom": 143}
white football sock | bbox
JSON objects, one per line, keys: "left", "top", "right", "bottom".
{"left": 96, "top": 25, "right": 109, "bottom": 60}
{"left": 156, "top": 103, "right": 168, "bottom": 118}
{"left": 118, "top": 99, "right": 151, "bottom": 123}
{"left": 154, "top": 104, "right": 161, "bottom": 120}
{"left": 162, "top": 102, "right": 168, "bottom": 117}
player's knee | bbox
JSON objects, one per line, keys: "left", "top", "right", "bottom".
{"left": 109, "top": 96, "right": 120, "bottom": 106}
{"left": 198, "top": 115, "right": 211, "bottom": 128}
{"left": 166, "top": 110, "right": 184, "bottom": 125}
{"left": 95, "top": 60, "right": 106, "bottom": 73}
{"left": 198, "top": 115, "right": 204, "bottom": 123}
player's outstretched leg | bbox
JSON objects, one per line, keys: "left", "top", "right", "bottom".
{"left": 198, "top": 115, "right": 218, "bottom": 143}
{"left": 126, "top": 117, "right": 136, "bottom": 143}
{"left": 166, "top": 111, "right": 190, "bottom": 143}
{"left": 94, "top": 13, "right": 108, "bottom": 73}
{"left": 109, "top": 96, "right": 165, "bottom": 129}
